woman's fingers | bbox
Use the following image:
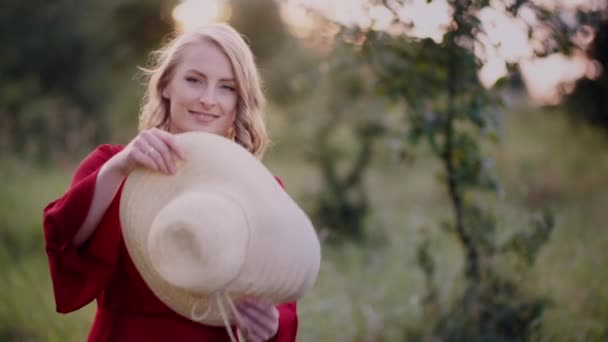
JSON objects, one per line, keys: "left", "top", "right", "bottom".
{"left": 240, "top": 302, "right": 276, "bottom": 333}
{"left": 133, "top": 137, "right": 166, "bottom": 173}
{"left": 144, "top": 131, "right": 176, "bottom": 174}
{"left": 237, "top": 314, "right": 266, "bottom": 342}
{"left": 131, "top": 147, "right": 159, "bottom": 172}
{"left": 124, "top": 129, "right": 187, "bottom": 175}
{"left": 239, "top": 307, "right": 274, "bottom": 338}
{"left": 235, "top": 300, "right": 279, "bottom": 342}
{"left": 155, "top": 129, "right": 187, "bottom": 161}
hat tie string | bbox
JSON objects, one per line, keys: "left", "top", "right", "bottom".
{"left": 190, "top": 292, "right": 246, "bottom": 342}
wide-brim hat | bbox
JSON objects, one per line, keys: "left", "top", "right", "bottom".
{"left": 119, "top": 132, "right": 321, "bottom": 326}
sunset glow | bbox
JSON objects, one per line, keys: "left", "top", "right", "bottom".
{"left": 169, "top": 0, "right": 603, "bottom": 104}
{"left": 520, "top": 52, "right": 602, "bottom": 105}
{"left": 172, "top": 0, "right": 231, "bottom": 31}
{"left": 278, "top": 0, "right": 603, "bottom": 104}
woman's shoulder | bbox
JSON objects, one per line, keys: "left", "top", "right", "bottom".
{"left": 93, "top": 144, "right": 125, "bottom": 155}
{"left": 80, "top": 144, "right": 125, "bottom": 163}
{"left": 71, "top": 144, "right": 125, "bottom": 182}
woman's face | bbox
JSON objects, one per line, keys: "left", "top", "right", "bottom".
{"left": 163, "top": 39, "right": 238, "bottom": 136}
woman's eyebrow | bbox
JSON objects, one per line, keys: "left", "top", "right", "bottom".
{"left": 186, "top": 69, "right": 235, "bottom": 82}
{"left": 187, "top": 69, "right": 206, "bottom": 78}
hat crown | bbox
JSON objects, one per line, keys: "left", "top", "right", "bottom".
{"left": 120, "top": 132, "right": 321, "bottom": 326}
{"left": 147, "top": 190, "right": 249, "bottom": 294}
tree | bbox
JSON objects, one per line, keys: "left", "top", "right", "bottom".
{"left": 286, "top": 0, "right": 604, "bottom": 338}
{"left": 0, "top": 0, "right": 176, "bottom": 163}
{"left": 565, "top": 15, "right": 608, "bottom": 129}
{"left": 308, "top": 47, "right": 386, "bottom": 242}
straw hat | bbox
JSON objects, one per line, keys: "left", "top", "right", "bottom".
{"left": 119, "top": 131, "right": 321, "bottom": 327}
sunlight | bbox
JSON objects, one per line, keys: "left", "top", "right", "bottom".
{"left": 474, "top": 5, "right": 532, "bottom": 87}
{"left": 281, "top": 0, "right": 450, "bottom": 42}
{"left": 479, "top": 58, "right": 509, "bottom": 87}
{"left": 172, "top": 0, "right": 231, "bottom": 31}
{"left": 396, "top": 0, "right": 452, "bottom": 43}
{"left": 279, "top": 0, "right": 604, "bottom": 104}
{"left": 280, "top": 3, "right": 316, "bottom": 38}
{"left": 477, "top": 6, "right": 533, "bottom": 63}
{"left": 520, "top": 52, "right": 598, "bottom": 105}
{"left": 281, "top": 0, "right": 370, "bottom": 33}
{"left": 532, "top": 0, "right": 607, "bottom": 10}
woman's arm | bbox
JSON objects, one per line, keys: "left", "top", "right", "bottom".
{"left": 72, "top": 128, "right": 186, "bottom": 246}
{"left": 71, "top": 156, "right": 125, "bottom": 246}
{"left": 42, "top": 144, "right": 124, "bottom": 312}
{"left": 42, "top": 129, "right": 185, "bottom": 313}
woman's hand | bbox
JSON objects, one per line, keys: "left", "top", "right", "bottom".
{"left": 235, "top": 299, "right": 279, "bottom": 342}
{"left": 113, "top": 128, "right": 186, "bottom": 176}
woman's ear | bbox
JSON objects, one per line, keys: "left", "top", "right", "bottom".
{"left": 162, "top": 86, "right": 169, "bottom": 99}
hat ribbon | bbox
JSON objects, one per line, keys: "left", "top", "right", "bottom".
{"left": 191, "top": 291, "right": 246, "bottom": 342}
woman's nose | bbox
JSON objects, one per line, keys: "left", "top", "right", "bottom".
{"left": 199, "top": 86, "right": 217, "bottom": 106}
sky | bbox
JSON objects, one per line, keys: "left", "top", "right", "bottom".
{"left": 172, "top": 0, "right": 605, "bottom": 105}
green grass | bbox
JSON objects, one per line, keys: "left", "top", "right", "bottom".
{"left": 0, "top": 162, "right": 94, "bottom": 341}
{"left": 1, "top": 106, "right": 607, "bottom": 341}
{"left": 269, "top": 107, "right": 608, "bottom": 341}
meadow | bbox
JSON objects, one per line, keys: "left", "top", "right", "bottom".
{"left": 1, "top": 106, "right": 607, "bottom": 341}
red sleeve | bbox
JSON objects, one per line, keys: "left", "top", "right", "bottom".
{"left": 269, "top": 176, "right": 299, "bottom": 341}
{"left": 274, "top": 176, "right": 285, "bottom": 190}
{"left": 43, "top": 144, "right": 123, "bottom": 313}
{"left": 270, "top": 302, "right": 298, "bottom": 342}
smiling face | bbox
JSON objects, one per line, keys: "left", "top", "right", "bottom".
{"left": 162, "top": 39, "right": 238, "bottom": 136}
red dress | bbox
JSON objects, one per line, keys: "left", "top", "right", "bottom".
{"left": 43, "top": 144, "right": 298, "bottom": 341}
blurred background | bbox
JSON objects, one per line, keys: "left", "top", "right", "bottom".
{"left": 2, "top": 0, "right": 608, "bottom": 341}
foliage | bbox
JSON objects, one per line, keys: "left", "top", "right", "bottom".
{"left": 307, "top": 47, "right": 388, "bottom": 242}
{"left": 433, "top": 275, "right": 548, "bottom": 342}
{"left": 304, "top": 0, "right": 595, "bottom": 339}
{"left": 0, "top": 0, "right": 176, "bottom": 163}
{"left": 2, "top": 0, "right": 608, "bottom": 340}
{"left": 228, "top": 0, "right": 383, "bottom": 241}
{"left": 565, "top": 15, "right": 608, "bottom": 129}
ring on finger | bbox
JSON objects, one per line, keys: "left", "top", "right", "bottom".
{"left": 145, "top": 147, "right": 156, "bottom": 157}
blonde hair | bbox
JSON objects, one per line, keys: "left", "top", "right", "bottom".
{"left": 138, "top": 23, "right": 269, "bottom": 159}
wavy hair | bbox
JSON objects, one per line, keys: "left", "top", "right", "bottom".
{"left": 138, "top": 23, "right": 269, "bottom": 159}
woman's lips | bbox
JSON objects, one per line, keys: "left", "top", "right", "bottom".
{"left": 189, "top": 110, "right": 219, "bottom": 123}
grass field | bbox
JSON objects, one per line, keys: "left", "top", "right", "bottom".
{"left": 1, "top": 106, "right": 607, "bottom": 341}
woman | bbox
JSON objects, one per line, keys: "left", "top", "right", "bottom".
{"left": 43, "top": 23, "right": 297, "bottom": 342}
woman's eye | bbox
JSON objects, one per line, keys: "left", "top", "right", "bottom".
{"left": 221, "top": 85, "right": 236, "bottom": 92}
{"left": 186, "top": 77, "right": 201, "bottom": 84}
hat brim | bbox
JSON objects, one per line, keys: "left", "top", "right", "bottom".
{"left": 120, "top": 132, "right": 320, "bottom": 326}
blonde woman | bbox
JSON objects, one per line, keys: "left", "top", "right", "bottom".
{"left": 43, "top": 23, "right": 297, "bottom": 342}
